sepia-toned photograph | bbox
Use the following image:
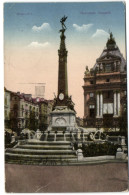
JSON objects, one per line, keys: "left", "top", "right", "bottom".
{"left": 4, "top": 1, "right": 128, "bottom": 192}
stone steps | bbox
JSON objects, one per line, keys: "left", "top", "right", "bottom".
{"left": 6, "top": 148, "right": 76, "bottom": 155}
{"left": 42, "top": 132, "right": 77, "bottom": 134}
{"left": 5, "top": 153, "right": 76, "bottom": 159}
{"left": 5, "top": 138, "right": 78, "bottom": 164}
{"left": 17, "top": 145, "right": 73, "bottom": 150}
{"left": 40, "top": 132, "right": 78, "bottom": 142}
{"left": 5, "top": 159, "right": 77, "bottom": 165}
{"left": 27, "top": 140, "right": 72, "bottom": 145}
{"left": 5, "top": 153, "right": 77, "bottom": 164}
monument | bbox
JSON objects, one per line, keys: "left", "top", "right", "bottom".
{"left": 48, "top": 16, "right": 77, "bottom": 132}
{"left": 5, "top": 17, "right": 79, "bottom": 165}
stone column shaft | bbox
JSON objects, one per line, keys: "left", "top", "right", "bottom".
{"left": 96, "top": 93, "right": 100, "bottom": 117}
{"left": 100, "top": 93, "right": 103, "bottom": 117}
{"left": 114, "top": 92, "right": 116, "bottom": 116}
{"left": 117, "top": 92, "right": 120, "bottom": 116}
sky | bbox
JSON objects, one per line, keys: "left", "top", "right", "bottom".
{"left": 4, "top": 2, "right": 126, "bottom": 118}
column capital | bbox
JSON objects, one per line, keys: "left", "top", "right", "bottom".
{"left": 96, "top": 91, "right": 100, "bottom": 94}
{"left": 116, "top": 90, "right": 120, "bottom": 93}
{"left": 113, "top": 90, "right": 120, "bottom": 93}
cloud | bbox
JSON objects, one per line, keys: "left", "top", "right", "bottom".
{"left": 92, "top": 29, "right": 109, "bottom": 38}
{"left": 73, "top": 23, "right": 93, "bottom": 32}
{"left": 27, "top": 41, "right": 50, "bottom": 48}
{"left": 32, "top": 23, "right": 51, "bottom": 32}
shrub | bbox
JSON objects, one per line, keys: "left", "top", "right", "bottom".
{"left": 74, "top": 142, "right": 119, "bottom": 157}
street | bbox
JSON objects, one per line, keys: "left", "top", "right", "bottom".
{"left": 5, "top": 162, "right": 128, "bottom": 192}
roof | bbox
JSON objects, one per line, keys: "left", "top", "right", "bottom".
{"left": 93, "top": 33, "right": 126, "bottom": 72}
{"left": 33, "top": 97, "right": 48, "bottom": 104}
{"left": 5, "top": 88, "right": 54, "bottom": 105}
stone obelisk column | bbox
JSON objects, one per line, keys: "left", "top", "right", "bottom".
{"left": 55, "top": 16, "right": 73, "bottom": 108}
{"left": 50, "top": 16, "right": 76, "bottom": 130}
{"left": 58, "top": 28, "right": 68, "bottom": 101}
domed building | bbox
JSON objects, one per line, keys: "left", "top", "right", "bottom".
{"left": 83, "top": 32, "right": 127, "bottom": 128}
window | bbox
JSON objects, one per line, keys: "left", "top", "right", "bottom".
{"left": 107, "top": 91, "right": 111, "bottom": 98}
{"left": 22, "top": 105, "right": 24, "bottom": 117}
{"left": 89, "top": 105, "right": 95, "bottom": 109}
{"left": 5, "top": 98, "right": 7, "bottom": 105}
{"left": 90, "top": 80, "right": 93, "bottom": 84}
{"left": 90, "top": 93, "right": 94, "bottom": 98}
{"left": 103, "top": 103, "right": 113, "bottom": 114}
{"left": 13, "top": 104, "right": 18, "bottom": 110}
{"left": 89, "top": 105, "right": 95, "bottom": 117}
{"left": 14, "top": 111, "right": 18, "bottom": 117}
{"left": 105, "top": 64, "right": 111, "bottom": 72}
{"left": 106, "top": 78, "right": 110, "bottom": 82}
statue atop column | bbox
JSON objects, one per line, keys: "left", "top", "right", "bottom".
{"left": 60, "top": 15, "right": 68, "bottom": 31}
{"left": 51, "top": 16, "right": 75, "bottom": 112}
{"left": 48, "top": 16, "right": 76, "bottom": 131}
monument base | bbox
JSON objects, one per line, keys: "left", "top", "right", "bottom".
{"left": 47, "top": 106, "right": 77, "bottom": 132}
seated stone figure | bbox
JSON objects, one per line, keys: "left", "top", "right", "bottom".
{"left": 84, "top": 66, "right": 90, "bottom": 76}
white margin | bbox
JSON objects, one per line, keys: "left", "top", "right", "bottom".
{"left": 0, "top": 1, "right": 128, "bottom": 195}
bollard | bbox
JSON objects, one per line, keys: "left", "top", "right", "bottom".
{"left": 11, "top": 136, "right": 15, "bottom": 143}
{"left": 116, "top": 148, "right": 126, "bottom": 160}
{"left": 36, "top": 129, "right": 42, "bottom": 140}
{"left": 77, "top": 149, "right": 83, "bottom": 161}
{"left": 121, "top": 136, "right": 126, "bottom": 146}
{"left": 121, "top": 136, "right": 127, "bottom": 153}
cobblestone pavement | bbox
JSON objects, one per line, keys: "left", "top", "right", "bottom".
{"left": 5, "top": 163, "right": 128, "bottom": 192}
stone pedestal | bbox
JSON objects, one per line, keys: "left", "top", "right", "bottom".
{"left": 116, "top": 148, "right": 126, "bottom": 160}
{"left": 121, "top": 136, "right": 127, "bottom": 153}
{"left": 11, "top": 136, "right": 15, "bottom": 143}
{"left": 36, "top": 129, "right": 42, "bottom": 140}
{"left": 121, "top": 136, "right": 126, "bottom": 146}
{"left": 77, "top": 149, "right": 83, "bottom": 161}
{"left": 48, "top": 106, "right": 77, "bottom": 132}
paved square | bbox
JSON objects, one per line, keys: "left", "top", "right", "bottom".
{"left": 5, "top": 163, "right": 128, "bottom": 192}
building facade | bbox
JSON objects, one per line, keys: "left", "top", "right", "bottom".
{"left": 47, "top": 100, "right": 54, "bottom": 125}
{"left": 76, "top": 117, "right": 83, "bottom": 127}
{"left": 10, "top": 92, "right": 39, "bottom": 133}
{"left": 4, "top": 89, "right": 56, "bottom": 133}
{"left": 83, "top": 33, "right": 127, "bottom": 128}
{"left": 4, "top": 88, "right": 11, "bottom": 128}
{"left": 35, "top": 98, "right": 48, "bottom": 131}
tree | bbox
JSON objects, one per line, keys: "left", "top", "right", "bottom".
{"left": 118, "top": 103, "right": 127, "bottom": 138}
{"left": 28, "top": 111, "right": 38, "bottom": 131}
